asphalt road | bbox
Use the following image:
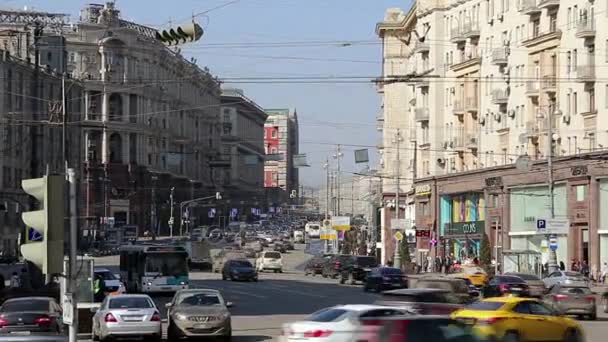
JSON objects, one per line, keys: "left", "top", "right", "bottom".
{"left": 90, "top": 244, "right": 608, "bottom": 342}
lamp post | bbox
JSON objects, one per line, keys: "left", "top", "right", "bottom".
{"left": 392, "top": 129, "right": 403, "bottom": 269}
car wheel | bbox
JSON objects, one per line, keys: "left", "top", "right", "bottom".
{"left": 603, "top": 299, "right": 608, "bottom": 313}
{"left": 339, "top": 276, "right": 345, "bottom": 284}
{"left": 502, "top": 331, "right": 519, "bottom": 342}
{"left": 589, "top": 312, "right": 597, "bottom": 321}
{"left": 222, "top": 272, "right": 227, "bottom": 280}
{"left": 322, "top": 273, "right": 327, "bottom": 278}
{"left": 279, "top": 269, "right": 283, "bottom": 273}
{"left": 349, "top": 273, "right": 356, "bottom": 285}
{"left": 92, "top": 324, "right": 99, "bottom": 341}
{"left": 563, "top": 329, "right": 583, "bottom": 342}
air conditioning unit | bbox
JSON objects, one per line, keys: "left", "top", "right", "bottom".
{"left": 497, "top": 14, "right": 504, "bottom": 22}
{"left": 494, "top": 113, "right": 502, "bottom": 122}
{"left": 562, "top": 114, "right": 571, "bottom": 124}
{"left": 508, "top": 109, "right": 516, "bottom": 118}
{"left": 443, "top": 141, "right": 449, "bottom": 149}
{"left": 479, "top": 116, "right": 486, "bottom": 125}
{"left": 488, "top": 18, "right": 494, "bottom": 25}
{"left": 437, "top": 157, "right": 446, "bottom": 165}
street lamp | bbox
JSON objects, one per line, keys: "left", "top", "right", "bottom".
{"left": 536, "top": 107, "right": 562, "bottom": 273}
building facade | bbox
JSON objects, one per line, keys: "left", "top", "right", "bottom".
{"left": 377, "top": 0, "right": 608, "bottom": 268}
{"left": 0, "top": 45, "right": 84, "bottom": 255}
{"left": 264, "top": 108, "right": 299, "bottom": 206}
{"left": 219, "top": 88, "right": 267, "bottom": 219}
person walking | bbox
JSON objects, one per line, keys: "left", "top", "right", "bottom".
{"left": 601, "top": 262, "right": 608, "bottom": 284}
{"left": 94, "top": 273, "right": 107, "bottom": 303}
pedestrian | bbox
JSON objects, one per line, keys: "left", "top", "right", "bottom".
{"left": 591, "top": 264, "right": 598, "bottom": 282}
{"left": 94, "top": 273, "right": 106, "bottom": 303}
{"left": 601, "top": 262, "right": 608, "bottom": 284}
{"left": 9, "top": 272, "right": 20, "bottom": 288}
{"left": 581, "top": 260, "right": 590, "bottom": 278}
{"left": 559, "top": 261, "right": 566, "bottom": 271}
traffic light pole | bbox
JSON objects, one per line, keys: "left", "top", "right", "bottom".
{"left": 67, "top": 169, "right": 78, "bottom": 342}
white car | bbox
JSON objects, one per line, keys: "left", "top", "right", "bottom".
{"left": 279, "top": 305, "right": 410, "bottom": 342}
{"left": 256, "top": 251, "right": 283, "bottom": 273}
{"left": 92, "top": 294, "right": 162, "bottom": 342}
{"left": 94, "top": 268, "right": 126, "bottom": 294}
{"left": 543, "top": 270, "right": 589, "bottom": 288}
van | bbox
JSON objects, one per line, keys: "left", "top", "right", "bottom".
{"left": 293, "top": 230, "right": 304, "bottom": 243}
{"left": 305, "top": 222, "right": 321, "bottom": 239}
{"left": 256, "top": 251, "right": 283, "bottom": 273}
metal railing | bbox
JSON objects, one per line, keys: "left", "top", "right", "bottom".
{"left": 415, "top": 108, "right": 430, "bottom": 121}
{"left": 491, "top": 89, "right": 508, "bottom": 104}
{"left": 577, "top": 64, "right": 596, "bottom": 80}
{"left": 491, "top": 47, "right": 508, "bottom": 65}
{"left": 576, "top": 19, "right": 596, "bottom": 36}
{"left": 526, "top": 80, "right": 540, "bottom": 93}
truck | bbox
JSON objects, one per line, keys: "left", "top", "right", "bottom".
{"left": 184, "top": 238, "right": 212, "bottom": 271}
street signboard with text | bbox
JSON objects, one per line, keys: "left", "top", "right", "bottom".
{"left": 331, "top": 216, "right": 351, "bottom": 231}
{"left": 536, "top": 218, "right": 569, "bottom": 235}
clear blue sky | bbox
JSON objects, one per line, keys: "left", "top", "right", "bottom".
{"left": 6, "top": 0, "right": 410, "bottom": 187}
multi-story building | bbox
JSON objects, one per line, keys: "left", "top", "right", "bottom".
{"left": 219, "top": 88, "right": 267, "bottom": 219}
{"left": 377, "top": 0, "right": 608, "bottom": 269}
{"left": 264, "top": 108, "right": 299, "bottom": 206}
{"left": 0, "top": 27, "right": 84, "bottom": 254}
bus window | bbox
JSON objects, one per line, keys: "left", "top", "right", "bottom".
{"left": 145, "top": 253, "right": 188, "bottom": 276}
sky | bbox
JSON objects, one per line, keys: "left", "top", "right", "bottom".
{"left": 4, "top": 0, "right": 411, "bottom": 187}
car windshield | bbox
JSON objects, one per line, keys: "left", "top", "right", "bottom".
{"left": 465, "top": 301, "right": 504, "bottom": 311}
{"left": 559, "top": 287, "right": 591, "bottom": 295}
{"left": 231, "top": 260, "right": 253, "bottom": 267}
{"left": 146, "top": 253, "right": 188, "bottom": 276}
{"left": 308, "top": 308, "right": 348, "bottom": 322}
{"left": 497, "top": 276, "right": 525, "bottom": 284}
{"left": 565, "top": 272, "right": 584, "bottom": 278}
{"left": 355, "top": 257, "right": 378, "bottom": 267}
{"left": 509, "top": 273, "right": 540, "bottom": 281}
{"left": 382, "top": 268, "right": 403, "bottom": 275}
{"left": 264, "top": 252, "right": 281, "bottom": 259}
{"left": 109, "top": 297, "right": 153, "bottom": 309}
{"left": 97, "top": 271, "right": 117, "bottom": 280}
{"left": 416, "top": 280, "right": 455, "bottom": 291}
{"left": 177, "top": 293, "right": 222, "bottom": 306}
{"left": 1, "top": 299, "right": 49, "bottom": 312}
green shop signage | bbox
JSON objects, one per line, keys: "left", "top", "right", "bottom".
{"left": 444, "top": 220, "right": 484, "bottom": 236}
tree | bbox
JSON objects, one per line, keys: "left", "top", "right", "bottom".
{"left": 480, "top": 232, "right": 492, "bottom": 270}
{"left": 399, "top": 238, "right": 411, "bottom": 264}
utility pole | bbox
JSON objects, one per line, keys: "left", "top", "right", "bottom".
{"left": 62, "top": 74, "right": 68, "bottom": 172}
{"left": 545, "top": 109, "right": 559, "bottom": 273}
{"left": 169, "top": 187, "right": 175, "bottom": 237}
{"left": 323, "top": 158, "right": 330, "bottom": 219}
{"left": 30, "top": 22, "right": 43, "bottom": 180}
{"left": 393, "top": 129, "right": 403, "bottom": 269}
{"left": 67, "top": 169, "right": 78, "bottom": 342}
{"left": 334, "top": 145, "right": 343, "bottom": 216}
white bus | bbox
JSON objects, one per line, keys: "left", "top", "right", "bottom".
{"left": 119, "top": 244, "right": 189, "bottom": 293}
{"left": 305, "top": 222, "right": 321, "bottom": 239}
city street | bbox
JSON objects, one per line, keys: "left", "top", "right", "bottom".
{"left": 90, "top": 245, "right": 608, "bottom": 342}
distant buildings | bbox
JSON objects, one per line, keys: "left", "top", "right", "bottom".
{"left": 264, "top": 108, "right": 299, "bottom": 205}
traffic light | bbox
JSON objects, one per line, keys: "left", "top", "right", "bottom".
{"left": 155, "top": 22, "right": 204, "bottom": 46}
{"left": 20, "top": 175, "right": 65, "bottom": 277}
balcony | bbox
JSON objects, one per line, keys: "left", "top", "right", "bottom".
{"left": 519, "top": 0, "right": 541, "bottom": 15}
{"left": 491, "top": 89, "right": 509, "bottom": 105}
{"left": 541, "top": 74, "right": 557, "bottom": 93}
{"left": 450, "top": 28, "right": 466, "bottom": 43}
{"left": 453, "top": 133, "right": 466, "bottom": 152}
{"left": 491, "top": 47, "right": 509, "bottom": 65}
{"left": 466, "top": 96, "right": 479, "bottom": 113}
{"left": 414, "top": 41, "right": 430, "bottom": 54}
{"left": 577, "top": 65, "right": 596, "bottom": 82}
{"left": 453, "top": 100, "right": 465, "bottom": 116}
{"left": 466, "top": 134, "right": 479, "bottom": 150}
{"left": 576, "top": 20, "right": 596, "bottom": 38}
{"left": 522, "top": 29, "right": 562, "bottom": 48}
{"left": 538, "top": 0, "right": 559, "bottom": 9}
{"left": 463, "top": 22, "right": 480, "bottom": 38}
{"left": 451, "top": 50, "right": 482, "bottom": 72}
{"left": 415, "top": 108, "right": 430, "bottom": 122}
{"left": 526, "top": 80, "right": 540, "bottom": 95}
{"left": 408, "top": 127, "right": 417, "bottom": 142}
{"left": 525, "top": 121, "right": 540, "bottom": 138}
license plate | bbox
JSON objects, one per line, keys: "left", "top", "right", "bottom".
{"left": 511, "top": 287, "right": 522, "bottom": 291}
{"left": 194, "top": 324, "right": 209, "bottom": 329}
{"left": 123, "top": 316, "right": 143, "bottom": 321}
{"left": 161, "top": 287, "right": 171, "bottom": 290}
{"left": 363, "top": 268, "right": 372, "bottom": 271}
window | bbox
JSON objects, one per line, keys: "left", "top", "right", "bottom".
{"left": 532, "top": 18, "right": 540, "bottom": 37}
{"left": 576, "top": 185, "right": 587, "bottom": 202}
{"left": 567, "top": 52, "right": 571, "bottom": 74}
{"left": 590, "top": 87, "right": 596, "bottom": 112}
{"left": 271, "top": 130, "right": 277, "bottom": 138}
{"left": 605, "top": 85, "right": 608, "bottom": 108}
{"left": 549, "top": 13, "right": 557, "bottom": 32}
{"left": 573, "top": 49, "right": 577, "bottom": 71}
{"left": 573, "top": 92, "right": 578, "bottom": 114}
{"left": 567, "top": 93, "right": 571, "bottom": 114}
{"left": 567, "top": 7, "right": 572, "bottom": 28}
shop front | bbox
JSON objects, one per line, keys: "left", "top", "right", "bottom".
{"left": 598, "top": 179, "right": 608, "bottom": 265}
{"left": 439, "top": 193, "right": 485, "bottom": 260}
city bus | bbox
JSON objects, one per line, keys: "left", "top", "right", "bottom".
{"left": 119, "top": 244, "right": 189, "bottom": 293}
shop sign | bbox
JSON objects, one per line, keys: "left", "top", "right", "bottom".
{"left": 485, "top": 176, "right": 503, "bottom": 187}
{"left": 415, "top": 184, "right": 431, "bottom": 196}
{"left": 445, "top": 220, "right": 484, "bottom": 236}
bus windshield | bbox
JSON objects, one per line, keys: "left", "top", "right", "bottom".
{"left": 145, "top": 253, "right": 188, "bottom": 276}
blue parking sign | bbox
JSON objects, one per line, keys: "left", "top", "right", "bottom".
{"left": 536, "top": 219, "right": 546, "bottom": 230}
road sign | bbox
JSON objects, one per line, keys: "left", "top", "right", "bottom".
{"left": 28, "top": 227, "right": 42, "bottom": 242}
{"left": 168, "top": 217, "right": 174, "bottom": 225}
{"left": 323, "top": 219, "right": 331, "bottom": 228}
{"left": 107, "top": 217, "right": 115, "bottom": 227}
{"left": 331, "top": 216, "right": 351, "bottom": 231}
{"left": 430, "top": 238, "right": 437, "bottom": 246}
{"left": 536, "top": 219, "right": 546, "bottom": 230}
{"left": 537, "top": 218, "right": 569, "bottom": 234}
{"left": 393, "top": 231, "right": 404, "bottom": 241}
{"left": 549, "top": 236, "right": 558, "bottom": 251}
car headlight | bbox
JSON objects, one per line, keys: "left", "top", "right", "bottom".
{"left": 147, "top": 282, "right": 152, "bottom": 286}
{"left": 175, "top": 314, "right": 188, "bottom": 321}
{"left": 220, "top": 313, "right": 230, "bottom": 319}
{"left": 179, "top": 281, "right": 188, "bottom": 285}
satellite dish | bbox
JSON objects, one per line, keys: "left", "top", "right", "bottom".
{"left": 515, "top": 155, "right": 532, "bottom": 172}
{"left": 518, "top": 133, "right": 528, "bottom": 144}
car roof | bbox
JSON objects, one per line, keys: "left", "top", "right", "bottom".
{"left": 3, "top": 296, "right": 54, "bottom": 302}
{"left": 481, "top": 297, "right": 535, "bottom": 304}
{"left": 383, "top": 288, "right": 450, "bottom": 295}
{"left": 108, "top": 294, "right": 152, "bottom": 299}
{"left": 176, "top": 288, "right": 220, "bottom": 294}
{"left": 94, "top": 268, "right": 111, "bottom": 272}
{"left": 334, "top": 304, "right": 400, "bottom": 311}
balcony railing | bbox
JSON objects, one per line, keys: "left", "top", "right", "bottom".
{"left": 526, "top": 80, "right": 540, "bottom": 94}
{"left": 466, "top": 134, "right": 479, "bottom": 150}
{"left": 491, "top": 47, "right": 509, "bottom": 65}
{"left": 542, "top": 74, "right": 557, "bottom": 92}
{"left": 453, "top": 132, "right": 466, "bottom": 150}
{"left": 415, "top": 108, "right": 430, "bottom": 122}
{"left": 414, "top": 41, "right": 430, "bottom": 54}
{"left": 538, "top": 0, "right": 559, "bottom": 9}
{"left": 577, "top": 64, "right": 596, "bottom": 82}
{"left": 453, "top": 100, "right": 465, "bottom": 115}
{"left": 463, "top": 22, "right": 480, "bottom": 38}
{"left": 576, "top": 20, "right": 596, "bottom": 38}
{"left": 466, "top": 96, "right": 479, "bottom": 112}
{"left": 450, "top": 28, "right": 466, "bottom": 43}
{"left": 519, "top": 0, "right": 540, "bottom": 14}
{"left": 491, "top": 89, "right": 508, "bottom": 104}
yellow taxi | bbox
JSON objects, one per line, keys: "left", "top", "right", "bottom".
{"left": 451, "top": 297, "right": 583, "bottom": 342}
{"left": 451, "top": 265, "right": 488, "bottom": 288}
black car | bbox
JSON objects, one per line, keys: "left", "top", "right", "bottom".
{"left": 304, "top": 256, "right": 328, "bottom": 276}
{"left": 364, "top": 267, "right": 406, "bottom": 291}
{"left": 321, "top": 254, "right": 353, "bottom": 279}
{"left": 273, "top": 242, "right": 287, "bottom": 253}
{"left": 222, "top": 259, "right": 258, "bottom": 282}
{"left": 0, "top": 297, "right": 64, "bottom": 335}
{"left": 482, "top": 275, "right": 530, "bottom": 298}
{"left": 339, "top": 256, "right": 379, "bottom": 285}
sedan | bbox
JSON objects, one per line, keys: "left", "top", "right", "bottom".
{"left": 482, "top": 275, "right": 530, "bottom": 298}
{"left": 504, "top": 272, "right": 546, "bottom": 297}
{"left": 364, "top": 267, "right": 406, "bottom": 292}
{"left": 91, "top": 294, "right": 162, "bottom": 342}
{"left": 304, "top": 256, "right": 327, "bottom": 276}
{"left": 0, "top": 297, "right": 64, "bottom": 335}
{"left": 167, "top": 289, "right": 232, "bottom": 341}
{"left": 222, "top": 259, "right": 258, "bottom": 282}
{"left": 543, "top": 271, "right": 589, "bottom": 288}
{"left": 543, "top": 284, "right": 596, "bottom": 320}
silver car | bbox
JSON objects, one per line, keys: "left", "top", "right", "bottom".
{"left": 504, "top": 272, "right": 546, "bottom": 297}
{"left": 91, "top": 294, "right": 162, "bottom": 342}
{"left": 543, "top": 270, "right": 589, "bottom": 288}
{"left": 166, "top": 289, "right": 232, "bottom": 341}
{"left": 543, "top": 284, "right": 597, "bottom": 320}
